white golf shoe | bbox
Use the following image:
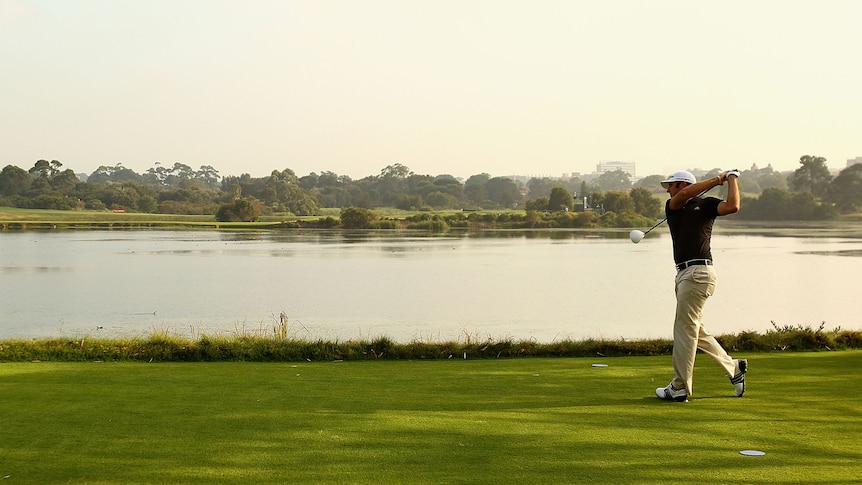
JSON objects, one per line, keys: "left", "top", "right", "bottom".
{"left": 730, "top": 359, "right": 748, "bottom": 397}
{"left": 656, "top": 382, "right": 688, "bottom": 402}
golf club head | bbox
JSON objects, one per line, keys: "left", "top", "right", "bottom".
{"left": 629, "top": 230, "right": 645, "bottom": 244}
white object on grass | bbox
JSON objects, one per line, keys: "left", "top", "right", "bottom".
{"left": 629, "top": 230, "right": 645, "bottom": 244}
{"left": 739, "top": 450, "right": 765, "bottom": 456}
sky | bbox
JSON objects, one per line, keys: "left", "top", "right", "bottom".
{"left": 1, "top": 0, "right": 860, "bottom": 181}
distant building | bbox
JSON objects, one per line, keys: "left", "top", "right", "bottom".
{"left": 847, "top": 157, "right": 862, "bottom": 168}
{"left": 596, "top": 160, "right": 636, "bottom": 178}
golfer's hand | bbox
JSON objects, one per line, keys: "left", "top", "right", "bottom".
{"left": 719, "top": 170, "right": 739, "bottom": 185}
{"left": 727, "top": 169, "right": 740, "bottom": 179}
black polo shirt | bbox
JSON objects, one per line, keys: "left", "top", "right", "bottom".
{"left": 665, "top": 197, "right": 721, "bottom": 265}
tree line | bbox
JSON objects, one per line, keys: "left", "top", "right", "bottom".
{"left": 0, "top": 155, "right": 859, "bottom": 223}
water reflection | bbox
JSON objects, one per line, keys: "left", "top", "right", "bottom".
{"left": 0, "top": 266, "right": 72, "bottom": 274}
{"left": 1, "top": 224, "right": 861, "bottom": 342}
{"left": 797, "top": 249, "right": 862, "bottom": 257}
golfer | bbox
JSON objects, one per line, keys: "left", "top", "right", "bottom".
{"left": 655, "top": 169, "right": 748, "bottom": 402}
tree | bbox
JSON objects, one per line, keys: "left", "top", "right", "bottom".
{"left": 88, "top": 164, "right": 141, "bottom": 184}
{"left": 394, "top": 193, "right": 423, "bottom": 210}
{"left": 425, "top": 191, "right": 456, "bottom": 208}
{"left": 465, "top": 173, "right": 490, "bottom": 186}
{"left": 525, "top": 197, "right": 549, "bottom": 211}
{"left": 259, "top": 169, "right": 318, "bottom": 214}
{"left": 633, "top": 175, "right": 665, "bottom": 192}
{"left": 281, "top": 184, "right": 319, "bottom": 215}
{"left": 29, "top": 159, "right": 62, "bottom": 179}
{"left": 485, "top": 177, "right": 521, "bottom": 208}
{"left": 299, "top": 172, "right": 319, "bottom": 190}
{"left": 319, "top": 171, "right": 341, "bottom": 187}
{"left": 374, "top": 164, "right": 412, "bottom": 206}
{"left": 379, "top": 163, "right": 412, "bottom": 179}
{"left": 0, "top": 165, "right": 32, "bottom": 196}
{"left": 827, "top": 163, "right": 862, "bottom": 212}
{"left": 527, "top": 178, "right": 557, "bottom": 199}
{"left": 170, "top": 162, "right": 195, "bottom": 182}
{"left": 741, "top": 164, "right": 787, "bottom": 194}
{"left": 216, "top": 198, "right": 259, "bottom": 222}
{"left": 145, "top": 162, "right": 196, "bottom": 187}
{"left": 601, "top": 191, "right": 635, "bottom": 214}
{"left": 101, "top": 181, "right": 144, "bottom": 210}
{"left": 340, "top": 207, "right": 376, "bottom": 228}
{"left": 461, "top": 173, "right": 490, "bottom": 206}
{"left": 195, "top": 165, "right": 221, "bottom": 189}
{"left": 737, "top": 187, "right": 835, "bottom": 220}
{"left": 431, "top": 176, "right": 465, "bottom": 206}
{"left": 630, "top": 187, "right": 662, "bottom": 217}
{"left": 547, "top": 186, "right": 574, "bottom": 211}
{"left": 51, "top": 169, "right": 80, "bottom": 194}
{"left": 144, "top": 162, "right": 169, "bottom": 186}
{"left": 594, "top": 169, "right": 632, "bottom": 191}
{"left": 138, "top": 195, "right": 158, "bottom": 213}
{"left": 788, "top": 155, "right": 832, "bottom": 197}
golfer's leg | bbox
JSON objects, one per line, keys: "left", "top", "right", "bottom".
{"left": 671, "top": 269, "right": 705, "bottom": 395}
{"left": 693, "top": 266, "right": 736, "bottom": 377}
{"left": 697, "top": 329, "right": 736, "bottom": 377}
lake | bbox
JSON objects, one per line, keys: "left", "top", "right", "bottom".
{"left": 1, "top": 224, "right": 860, "bottom": 342}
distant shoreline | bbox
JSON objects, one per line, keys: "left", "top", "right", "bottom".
{"left": 3, "top": 207, "right": 862, "bottom": 237}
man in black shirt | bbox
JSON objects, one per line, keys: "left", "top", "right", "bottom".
{"left": 655, "top": 169, "right": 748, "bottom": 402}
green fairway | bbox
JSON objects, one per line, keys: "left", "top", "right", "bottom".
{"left": 1, "top": 352, "right": 860, "bottom": 484}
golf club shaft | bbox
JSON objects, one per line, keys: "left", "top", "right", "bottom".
{"left": 642, "top": 217, "right": 667, "bottom": 236}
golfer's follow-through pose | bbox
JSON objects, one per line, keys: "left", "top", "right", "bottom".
{"left": 655, "top": 169, "right": 748, "bottom": 402}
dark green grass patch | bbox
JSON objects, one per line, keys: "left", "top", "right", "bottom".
{"left": 1, "top": 352, "right": 860, "bottom": 484}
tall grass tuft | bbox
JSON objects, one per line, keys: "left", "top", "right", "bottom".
{"left": 718, "top": 321, "right": 862, "bottom": 352}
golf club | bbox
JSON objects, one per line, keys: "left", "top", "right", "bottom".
{"left": 629, "top": 177, "right": 730, "bottom": 244}
{"left": 629, "top": 220, "right": 664, "bottom": 244}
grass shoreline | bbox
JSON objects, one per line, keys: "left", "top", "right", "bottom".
{"left": 4, "top": 206, "right": 862, "bottom": 233}
{"left": 2, "top": 325, "right": 859, "bottom": 362}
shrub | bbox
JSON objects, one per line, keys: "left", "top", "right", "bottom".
{"left": 371, "top": 219, "right": 399, "bottom": 229}
{"left": 406, "top": 219, "right": 450, "bottom": 232}
{"left": 340, "top": 207, "right": 376, "bottom": 228}
{"left": 316, "top": 216, "right": 339, "bottom": 228}
{"left": 216, "top": 199, "right": 259, "bottom": 222}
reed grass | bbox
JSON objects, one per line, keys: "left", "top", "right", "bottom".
{"left": 2, "top": 324, "right": 859, "bottom": 363}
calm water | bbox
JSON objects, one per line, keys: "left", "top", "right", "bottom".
{"left": 1, "top": 227, "right": 860, "bottom": 342}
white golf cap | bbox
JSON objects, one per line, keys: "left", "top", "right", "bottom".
{"left": 660, "top": 170, "right": 696, "bottom": 189}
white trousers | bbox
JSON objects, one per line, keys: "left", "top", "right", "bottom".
{"left": 671, "top": 265, "right": 736, "bottom": 396}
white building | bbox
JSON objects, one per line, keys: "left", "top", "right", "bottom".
{"left": 596, "top": 161, "right": 636, "bottom": 178}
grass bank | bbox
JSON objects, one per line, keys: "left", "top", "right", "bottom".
{"left": 1, "top": 352, "right": 859, "bottom": 483}
{"left": 0, "top": 207, "right": 297, "bottom": 230}
{"left": 1, "top": 325, "right": 860, "bottom": 362}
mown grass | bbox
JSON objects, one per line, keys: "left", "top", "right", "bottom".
{"left": 1, "top": 324, "right": 859, "bottom": 363}
{"left": 1, "top": 352, "right": 860, "bottom": 484}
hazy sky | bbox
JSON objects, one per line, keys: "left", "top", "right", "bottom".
{"left": 2, "top": 0, "right": 860, "bottom": 181}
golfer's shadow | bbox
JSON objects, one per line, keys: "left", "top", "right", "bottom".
{"left": 638, "top": 394, "right": 739, "bottom": 404}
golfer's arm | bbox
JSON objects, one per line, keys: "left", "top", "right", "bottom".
{"left": 717, "top": 176, "right": 740, "bottom": 215}
{"left": 668, "top": 176, "right": 723, "bottom": 210}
